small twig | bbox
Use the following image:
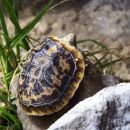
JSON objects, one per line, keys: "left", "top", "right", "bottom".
{"left": 48, "top": 0, "right": 70, "bottom": 11}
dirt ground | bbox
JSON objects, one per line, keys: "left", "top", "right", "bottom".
{"left": 5, "top": 0, "right": 130, "bottom": 80}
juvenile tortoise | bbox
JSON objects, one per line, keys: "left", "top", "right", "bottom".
{"left": 18, "top": 34, "right": 85, "bottom": 116}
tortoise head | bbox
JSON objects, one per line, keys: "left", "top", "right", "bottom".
{"left": 61, "top": 33, "right": 76, "bottom": 47}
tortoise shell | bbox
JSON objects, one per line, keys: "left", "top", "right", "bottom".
{"left": 18, "top": 34, "right": 85, "bottom": 116}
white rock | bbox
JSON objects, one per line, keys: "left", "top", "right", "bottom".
{"left": 48, "top": 83, "right": 130, "bottom": 130}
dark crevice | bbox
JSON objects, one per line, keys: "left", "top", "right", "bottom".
{"left": 99, "top": 100, "right": 117, "bottom": 130}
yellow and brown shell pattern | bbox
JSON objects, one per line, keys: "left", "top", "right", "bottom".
{"left": 18, "top": 35, "right": 85, "bottom": 116}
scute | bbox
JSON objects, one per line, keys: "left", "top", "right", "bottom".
{"left": 18, "top": 35, "right": 85, "bottom": 116}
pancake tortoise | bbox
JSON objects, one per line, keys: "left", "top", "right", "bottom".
{"left": 18, "top": 33, "right": 85, "bottom": 116}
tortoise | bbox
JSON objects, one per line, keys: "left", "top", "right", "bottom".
{"left": 18, "top": 33, "right": 85, "bottom": 116}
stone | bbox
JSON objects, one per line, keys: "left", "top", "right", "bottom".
{"left": 48, "top": 83, "right": 130, "bottom": 130}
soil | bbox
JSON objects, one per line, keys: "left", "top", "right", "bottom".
{"left": 5, "top": 0, "right": 130, "bottom": 80}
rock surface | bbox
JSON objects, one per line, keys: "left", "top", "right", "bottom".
{"left": 48, "top": 83, "right": 130, "bottom": 130}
